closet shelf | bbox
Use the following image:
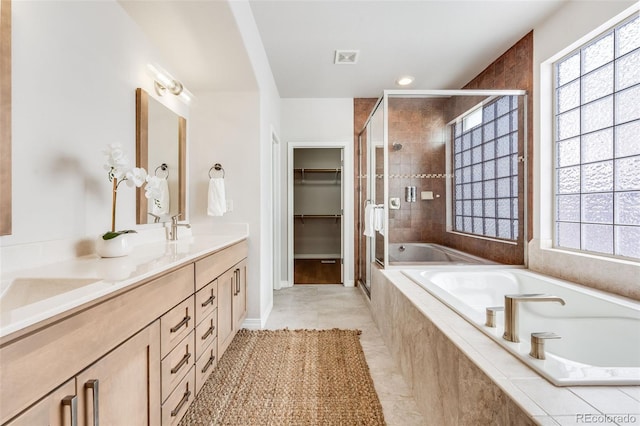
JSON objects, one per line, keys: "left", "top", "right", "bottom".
{"left": 294, "top": 168, "right": 342, "bottom": 183}
{"left": 294, "top": 214, "right": 342, "bottom": 224}
{"left": 293, "top": 168, "right": 342, "bottom": 173}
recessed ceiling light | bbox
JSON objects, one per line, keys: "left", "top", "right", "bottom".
{"left": 334, "top": 50, "right": 359, "bottom": 65}
{"left": 396, "top": 76, "right": 415, "bottom": 86}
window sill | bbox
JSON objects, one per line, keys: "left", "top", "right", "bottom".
{"left": 447, "top": 230, "right": 518, "bottom": 245}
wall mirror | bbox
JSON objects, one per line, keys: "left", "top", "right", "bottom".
{"left": 1, "top": 0, "right": 11, "bottom": 235}
{"left": 136, "top": 88, "right": 186, "bottom": 224}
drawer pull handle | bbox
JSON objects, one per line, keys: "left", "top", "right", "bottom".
{"left": 62, "top": 395, "right": 78, "bottom": 426}
{"left": 170, "top": 387, "right": 191, "bottom": 417}
{"left": 232, "top": 271, "right": 237, "bottom": 296}
{"left": 202, "top": 354, "right": 216, "bottom": 374}
{"left": 170, "top": 315, "right": 191, "bottom": 333}
{"left": 321, "top": 260, "right": 336, "bottom": 264}
{"left": 234, "top": 268, "right": 240, "bottom": 296}
{"left": 171, "top": 352, "right": 191, "bottom": 374}
{"left": 85, "top": 379, "right": 99, "bottom": 426}
{"left": 201, "top": 295, "right": 215, "bottom": 307}
{"left": 201, "top": 324, "right": 215, "bottom": 340}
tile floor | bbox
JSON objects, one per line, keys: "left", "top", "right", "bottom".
{"left": 264, "top": 284, "right": 427, "bottom": 425}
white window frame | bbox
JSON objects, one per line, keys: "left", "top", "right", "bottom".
{"left": 551, "top": 12, "right": 639, "bottom": 261}
{"left": 538, "top": 5, "right": 640, "bottom": 266}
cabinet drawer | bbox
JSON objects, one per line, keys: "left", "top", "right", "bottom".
{"left": 161, "top": 366, "right": 195, "bottom": 426}
{"left": 195, "top": 240, "right": 248, "bottom": 290}
{"left": 195, "top": 340, "right": 217, "bottom": 395}
{"left": 161, "top": 331, "right": 194, "bottom": 403}
{"left": 160, "top": 296, "right": 195, "bottom": 358}
{"left": 195, "top": 279, "right": 217, "bottom": 325}
{"left": 195, "top": 310, "right": 217, "bottom": 361}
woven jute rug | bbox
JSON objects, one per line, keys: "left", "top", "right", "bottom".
{"left": 179, "top": 329, "right": 386, "bottom": 425}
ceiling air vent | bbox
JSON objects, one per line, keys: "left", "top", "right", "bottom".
{"left": 334, "top": 50, "right": 359, "bottom": 65}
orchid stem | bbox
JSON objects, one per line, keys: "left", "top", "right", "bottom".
{"left": 111, "top": 178, "right": 117, "bottom": 233}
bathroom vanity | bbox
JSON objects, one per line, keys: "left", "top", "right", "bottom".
{"left": 0, "top": 234, "right": 248, "bottom": 426}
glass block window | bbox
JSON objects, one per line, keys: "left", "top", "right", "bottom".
{"left": 554, "top": 14, "right": 640, "bottom": 260}
{"left": 452, "top": 96, "right": 519, "bottom": 241}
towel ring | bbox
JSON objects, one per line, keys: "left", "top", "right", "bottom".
{"left": 154, "top": 163, "right": 169, "bottom": 179}
{"left": 208, "top": 163, "right": 225, "bottom": 178}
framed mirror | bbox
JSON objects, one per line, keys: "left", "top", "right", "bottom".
{"left": 1, "top": 0, "right": 11, "bottom": 235}
{"left": 135, "top": 88, "right": 186, "bottom": 224}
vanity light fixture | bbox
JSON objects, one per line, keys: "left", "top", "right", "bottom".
{"left": 147, "top": 63, "right": 192, "bottom": 104}
{"left": 396, "top": 75, "right": 415, "bottom": 86}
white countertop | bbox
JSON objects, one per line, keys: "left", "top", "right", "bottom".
{"left": 0, "top": 231, "right": 248, "bottom": 341}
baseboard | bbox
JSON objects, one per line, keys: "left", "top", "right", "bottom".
{"left": 241, "top": 318, "right": 263, "bottom": 330}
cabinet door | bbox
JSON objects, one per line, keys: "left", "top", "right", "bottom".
{"left": 5, "top": 379, "right": 76, "bottom": 426}
{"left": 76, "top": 322, "right": 160, "bottom": 426}
{"left": 216, "top": 267, "right": 235, "bottom": 359}
{"left": 232, "top": 259, "right": 247, "bottom": 330}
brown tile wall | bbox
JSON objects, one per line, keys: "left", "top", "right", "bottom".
{"left": 387, "top": 98, "right": 448, "bottom": 244}
{"left": 353, "top": 31, "right": 533, "bottom": 266}
{"left": 445, "top": 31, "right": 533, "bottom": 265}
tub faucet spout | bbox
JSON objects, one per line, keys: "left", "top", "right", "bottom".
{"left": 503, "top": 294, "right": 565, "bottom": 343}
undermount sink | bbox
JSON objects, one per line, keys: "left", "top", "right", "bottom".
{"left": 1, "top": 278, "right": 103, "bottom": 328}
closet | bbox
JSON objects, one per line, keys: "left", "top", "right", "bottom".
{"left": 293, "top": 148, "right": 343, "bottom": 284}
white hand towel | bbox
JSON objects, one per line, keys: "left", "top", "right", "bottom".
{"left": 374, "top": 206, "right": 385, "bottom": 236}
{"left": 207, "top": 178, "right": 227, "bottom": 216}
{"left": 363, "top": 204, "right": 375, "bottom": 237}
{"left": 152, "top": 178, "right": 170, "bottom": 216}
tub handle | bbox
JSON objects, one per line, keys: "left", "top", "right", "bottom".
{"left": 529, "top": 332, "right": 561, "bottom": 360}
{"left": 485, "top": 306, "right": 504, "bottom": 328}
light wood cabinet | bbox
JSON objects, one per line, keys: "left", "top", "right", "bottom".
{"left": 4, "top": 380, "right": 75, "bottom": 426}
{"left": 6, "top": 323, "right": 160, "bottom": 426}
{"left": 233, "top": 259, "right": 248, "bottom": 331}
{"left": 216, "top": 267, "right": 235, "bottom": 358}
{"left": 1, "top": 239, "right": 247, "bottom": 426}
{"left": 76, "top": 322, "right": 160, "bottom": 426}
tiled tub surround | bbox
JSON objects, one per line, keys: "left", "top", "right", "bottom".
{"left": 402, "top": 268, "right": 640, "bottom": 386}
{"left": 0, "top": 229, "right": 248, "bottom": 339}
{"left": 371, "top": 268, "right": 640, "bottom": 425}
{"left": 388, "top": 243, "right": 493, "bottom": 265}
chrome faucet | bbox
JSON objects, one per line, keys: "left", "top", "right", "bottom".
{"left": 148, "top": 212, "right": 161, "bottom": 223}
{"left": 169, "top": 213, "right": 191, "bottom": 241}
{"left": 529, "top": 332, "right": 561, "bottom": 360}
{"left": 502, "top": 294, "right": 565, "bottom": 343}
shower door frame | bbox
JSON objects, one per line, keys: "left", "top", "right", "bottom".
{"left": 358, "top": 89, "right": 529, "bottom": 280}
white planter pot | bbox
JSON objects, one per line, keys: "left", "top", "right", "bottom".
{"left": 95, "top": 233, "right": 134, "bottom": 258}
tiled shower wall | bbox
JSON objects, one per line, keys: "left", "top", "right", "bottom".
{"left": 387, "top": 98, "right": 449, "bottom": 244}
{"left": 354, "top": 32, "right": 533, "bottom": 265}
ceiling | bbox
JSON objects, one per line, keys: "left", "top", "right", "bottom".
{"left": 121, "top": 0, "right": 569, "bottom": 99}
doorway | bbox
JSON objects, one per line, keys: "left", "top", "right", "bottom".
{"left": 288, "top": 145, "right": 344, "bottom": 285}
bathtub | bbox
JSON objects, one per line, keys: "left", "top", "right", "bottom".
{"left": 388, "top": 243, "right": 494, "bottom": 265}
{"left": 402, "top": 268, "right": 640, "bottom": 386}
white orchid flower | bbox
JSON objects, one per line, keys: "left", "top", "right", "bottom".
{"left": 126, "top": 167, "right": 148, "bottom": 188}
{"left": 103, "top": 143, "right": 129, "bottom": 169}
{"left": 103, "top": 143, "right": 130, "bottom": 181}
{"left": 144, "top": 175, "right": 164, "bottom": 200}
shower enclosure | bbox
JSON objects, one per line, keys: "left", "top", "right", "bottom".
{"left": 356, "top": 90, "right": 528, "bottom": 296}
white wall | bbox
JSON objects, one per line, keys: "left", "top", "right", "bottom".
{"left": 228, "top": 0, "right": 282, "bottom": 327}
{"left": 188, "top": 90, "right": 264, "bottom": 324}
{"left": 281, "top": 98, "right": 355, "bottom": 286}
{"left": 1, "top": 0, "right": 187, "bottom": 271}
{"left": 531, "top": 1, "right": 640, "bottom": 299}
